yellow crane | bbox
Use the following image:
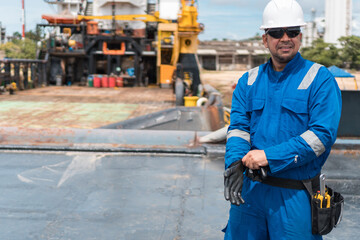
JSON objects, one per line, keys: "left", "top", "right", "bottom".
{"left": 77, "top": 0, "right": 204, "bottom": 104}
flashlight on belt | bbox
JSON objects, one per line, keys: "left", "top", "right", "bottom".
{"left": 314, "top": 174, "right": 331, "bottom": 208}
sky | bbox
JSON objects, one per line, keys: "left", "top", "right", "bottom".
{"left": 0, "top": 0, "right": 359, "bottom": 41}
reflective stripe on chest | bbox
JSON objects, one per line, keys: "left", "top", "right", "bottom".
{"left": 297, "top": 63, "right": 322, "bottom": 90}
{"left": 247, "top": 63, "right": 322, "bottom": 89}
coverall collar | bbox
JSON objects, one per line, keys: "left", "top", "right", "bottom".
{"left": 269, "top": 52, "right": 303, "bottom": 75}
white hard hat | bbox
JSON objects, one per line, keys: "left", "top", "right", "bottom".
{"left": 260, "top": 0, "right": 307, "bottom": 30}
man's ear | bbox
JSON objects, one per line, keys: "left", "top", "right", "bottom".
{"left": 262, "top": 34, "right": 268, "bottom": 48}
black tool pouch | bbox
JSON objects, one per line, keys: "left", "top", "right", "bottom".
{"left": 249, "top": 173, "right": 344, "bottom": 235}
{"left": 310, "top": 187, "right": 344, "bottom": 235}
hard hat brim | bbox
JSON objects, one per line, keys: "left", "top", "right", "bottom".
{"left": 260, "top": 23, "right": 307, "bottom": 30}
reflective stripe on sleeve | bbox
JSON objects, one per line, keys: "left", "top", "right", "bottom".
{"left": 247, "top": 67, "right": 259, "bottom": 86}
{"left": 227, "top": 129, "right": 250, "bottom": 143}
{"left": 297, "top": 63, "right": 322, "bottom": 90}
{"left": 300, "top": 130, "right": 326, "bottom": 157}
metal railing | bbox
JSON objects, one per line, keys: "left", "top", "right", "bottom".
{"left": 0, "top": 57, "right": 48, "bottom": 90}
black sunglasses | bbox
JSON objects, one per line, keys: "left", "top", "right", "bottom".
{"left": 265, "top": 27, "right": 301, "bottom": 39}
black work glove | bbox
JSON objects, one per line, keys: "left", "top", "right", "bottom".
{"left": 224, "top": 160, "right": 245, "bottom": 206}
{"left": 247, "top": 167, "right": 269, "bottom": 181}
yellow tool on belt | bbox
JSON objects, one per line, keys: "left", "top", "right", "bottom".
{"left": 314, "top": 174, "right": 331, "bottom": 208}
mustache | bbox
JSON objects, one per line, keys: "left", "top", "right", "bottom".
{"left": 278, "top": 42, "right": 294, "bottom": 48}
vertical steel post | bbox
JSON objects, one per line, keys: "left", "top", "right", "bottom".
{"left": 42, "top": 62, "right": 47, "bottom": 86}
{"left": 14, "top": 63, "right": 20, "bottom": 89}
{"left": 24, "top": 63, "right": 29, "bottom": 89}
{"left": 31, "top": 63, "right": 36, "bottom": 88}
{"left": 4, "top": 62, "right": 11, "bottom": 86}
{"left": 134, "top": 53, "right": 140, "bottom": 86}
{"left": 107, "top": 54, "right": 111, "bottom": 75}
{"left": 89, "top": 52, "right": 95, "bottom": 74}
{"left": 112, "top": 1, "right": 116, "bottom": 35}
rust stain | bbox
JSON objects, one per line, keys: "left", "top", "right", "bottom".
{"left": 0, "top": 86, "right": 175, "bottom": 129}
{"left": 331, "top": 149, "right": 360, "bottom": 156}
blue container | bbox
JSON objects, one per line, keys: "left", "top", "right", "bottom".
{"left": 127, "top": 68, "right": 135, "bottom": 77}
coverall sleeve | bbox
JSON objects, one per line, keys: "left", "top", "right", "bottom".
{"left": 225, "top": 74, "right": 251, "bottom": 169}
{"left": 264, "top": 69, "right": 342, "bottom": 174}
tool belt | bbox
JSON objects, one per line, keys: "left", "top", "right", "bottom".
{"left": 246, "top": 169, "right": 344, "bottom": 235}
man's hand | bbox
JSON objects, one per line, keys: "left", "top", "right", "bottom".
{"left": 242, "top": 150, "right": 268, "bottom": 170}
{"left": 224, "top": 160, "right": 245, "bottom": 206}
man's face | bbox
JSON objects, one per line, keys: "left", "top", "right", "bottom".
{"left": 262, "top": 27, "right": 302, "bottom": 65}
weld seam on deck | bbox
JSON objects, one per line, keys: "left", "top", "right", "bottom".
{"left": 0, "top": 145, "right": 207, "bottom": 155}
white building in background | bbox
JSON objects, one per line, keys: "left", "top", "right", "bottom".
{"left": 302, "top": 9, "right": 320, "bottom": 48}
{"left": 302, "top": 21, "right": 319, "bottom": 47}
{"left": 324, "top": 0, "right": 352, "bottom": 45}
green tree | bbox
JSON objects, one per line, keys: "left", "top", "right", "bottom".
{"left": 0, "top": 38, "right": 36, "bottom": 59}
{"left": 247, "top": 33, "right": 262, "bottom": 41}
{"left": 25, "top": 29, "right": 42, "bottom": 42}
{"left": 12, "top": 31, "right": 22, "bottom": 40}
{"left": 301, "top": 39, "right": 342, "bottom": 67}
{"left": 338, "top": 35, "right": 360, "bottom": 70}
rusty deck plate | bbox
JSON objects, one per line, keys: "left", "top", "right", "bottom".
{"left": 0, "top": 86, "right": 175, "bottom": 129}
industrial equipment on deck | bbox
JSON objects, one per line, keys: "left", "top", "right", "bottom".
{"left": 37, "top": 0, "right": 204, "bottom": 105}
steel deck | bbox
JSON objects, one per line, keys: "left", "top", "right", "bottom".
{"left": 0, "top": 129, "right": 359, "bottom": 239}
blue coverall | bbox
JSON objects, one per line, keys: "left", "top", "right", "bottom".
{"left": 223, "top": 53, "right": 342, "bottom": 240}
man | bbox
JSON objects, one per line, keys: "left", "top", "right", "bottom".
{"left": 223, "top": 0, "right": 342, "bottom": 239}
